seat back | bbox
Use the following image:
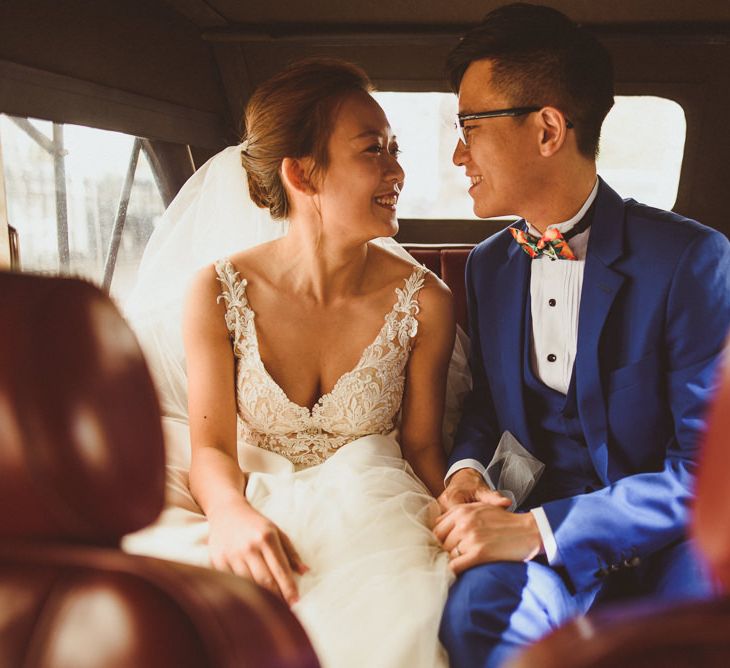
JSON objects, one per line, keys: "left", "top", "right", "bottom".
{"left": 0, "top": 271, "right": 166, "bottom": 543}
{"left": 0, "top": 271, "right": 319, "bottom": 668}
{"left": 510, "top": 596, "right": 730, "bottom": 668}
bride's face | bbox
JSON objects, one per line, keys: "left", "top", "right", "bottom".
{"left": 316, "top": 91, "right": 404, "bottom": 240}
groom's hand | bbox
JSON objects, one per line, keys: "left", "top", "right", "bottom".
{"left": 433, "top": 503, "right": 544, "bottom": 574}
{"left": 437, "top": 468, "right": 511, "bottom": 511}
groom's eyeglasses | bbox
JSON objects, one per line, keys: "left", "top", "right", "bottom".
{"left": 454, "top": 107, "right": 574, "bottom": 146}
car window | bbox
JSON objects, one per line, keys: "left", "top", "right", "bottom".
{"left": 373, "top": 92, "right": 686, "bottom": 218}
{"left": 0, "top": 115, "right": 165, "bottom": 304}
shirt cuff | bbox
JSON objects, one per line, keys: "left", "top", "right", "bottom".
{"left": 531, "top": 507, "right": 561, "bottom": 565}
{"left": 445, "top": 459, "right": 490, "bottom": 487}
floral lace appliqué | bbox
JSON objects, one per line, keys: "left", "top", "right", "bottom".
{"left": 214, "top": 259, "right": 427, "bottom": 470}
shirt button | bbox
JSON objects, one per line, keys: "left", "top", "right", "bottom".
{"left": 548, "top": 298, "right": 556, "bottom": 307}
{"left": 547, "top": 354, "right": 557, "bottom": 362}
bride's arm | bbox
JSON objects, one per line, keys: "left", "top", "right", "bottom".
{"left": 183, "top": 266, "right": 306, "bottom": 605}
{"left": 399, "top": 274, "right": 455, "bottom": 497}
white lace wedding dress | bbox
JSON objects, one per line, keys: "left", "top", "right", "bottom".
{"left": 125, "top": 259, "right": 453, "bottom": 668}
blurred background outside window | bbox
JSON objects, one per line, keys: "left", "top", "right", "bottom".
{"left": 0, "top": 115, "right": 165, "bottom": 303}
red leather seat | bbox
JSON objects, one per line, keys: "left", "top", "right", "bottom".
{"left": 0, "top": 271, "right": 319, "bottom": 668}
{"left": 440, "top": 249, "right": 470, "bottom": 332}
{"left": 509, "top": 595, "right": 730, "bottom": 668}
{"left": 406, "top": 247, "right": 442, "bottom": 277}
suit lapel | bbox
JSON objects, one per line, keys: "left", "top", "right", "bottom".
{"left": 576, "top": 179, "right": 627, "bottom": 483}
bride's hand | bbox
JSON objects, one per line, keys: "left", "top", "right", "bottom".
{"left": 437, "top": 468, "right": 511, "bottom": 511}
{"left": 208, "top": 501, "right": 308, "bottom": 606}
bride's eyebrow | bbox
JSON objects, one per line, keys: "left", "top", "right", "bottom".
{"left": 351, "top": 130, "right": 386, "bottom": 141}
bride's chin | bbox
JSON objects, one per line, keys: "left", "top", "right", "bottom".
{"left": 379, "top": 214, "right": 399, "bottom": 237}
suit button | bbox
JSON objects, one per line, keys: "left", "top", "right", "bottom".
{"left": 547, "top": 354, "right": 557, "bottom": 362}
{"left": 624, "top": 557, "right": 641, "bottom": 568}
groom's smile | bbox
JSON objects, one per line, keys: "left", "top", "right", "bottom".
{"left": 468, "top": 175, "right": 484, "bottom": 194}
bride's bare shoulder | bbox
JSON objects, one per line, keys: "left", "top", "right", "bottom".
{"left": 224, "top": 239, "right": 280, "bottom": 282}
{"left": 368, "top": 242, "right": 452, "bottom": 304}
{"left": 185, "top": 262, "right": 226, "bottom": 319}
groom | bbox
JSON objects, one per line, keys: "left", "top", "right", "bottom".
{"left": 435, "top": 4, "right": 730, "bottom": 667}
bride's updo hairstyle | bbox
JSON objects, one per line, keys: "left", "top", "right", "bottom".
{"left": 241, "top": 58, "right": 373, "bottom": 220}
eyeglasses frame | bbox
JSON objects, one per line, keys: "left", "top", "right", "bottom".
{"left": 454, "top": 106, "right": 574, "bottom": 145}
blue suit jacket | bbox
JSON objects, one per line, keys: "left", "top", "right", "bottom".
{"left": 451, "top": 178, "right": 730, "bottom": 592}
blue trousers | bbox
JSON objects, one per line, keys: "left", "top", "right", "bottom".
{"left": 439, "top": 540, "right": 713, "bottom": 668}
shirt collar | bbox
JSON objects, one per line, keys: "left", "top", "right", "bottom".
{"left": 526, "top": 178, "right": 599, "bottom": 237}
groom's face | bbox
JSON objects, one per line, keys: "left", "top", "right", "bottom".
{"left": 453, "top": 59, "right": 539, "bottom": 219}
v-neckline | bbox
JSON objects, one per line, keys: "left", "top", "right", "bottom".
{"left": 248, "top": 305, "right": 391, "bottom": 415}
{"left": 231, "top": 263, "right": 420, "bottom": 414}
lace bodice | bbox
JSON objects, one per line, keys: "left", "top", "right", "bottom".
{"left": 215, "top": 259, "right": 428, "bottom": 470}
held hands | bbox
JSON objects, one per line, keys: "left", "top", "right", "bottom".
{"left": 437, "top": 467, "right": 511, "bottom": 511}
{"left": 433, "top": 502, "right": 544, "bottom": 574}
{"left": 208, "top": 500, "right": 308, "bottom": 606}
{"left": 434, "top": 469, "right": 543, "bottom": 573}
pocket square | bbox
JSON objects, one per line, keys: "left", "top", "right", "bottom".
{"left": 485, "top": 431, "right": 545, "bottom": 511}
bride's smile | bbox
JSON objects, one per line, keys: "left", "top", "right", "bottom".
{"left": 373, "top": 183, "right": 401, "bottom": 210}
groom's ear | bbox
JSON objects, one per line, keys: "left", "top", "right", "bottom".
{"left": 536, "top": 107, "right": 570, "bottom": 157}
{"left": 281, "top": 157, "right": 317, "bottom": 196}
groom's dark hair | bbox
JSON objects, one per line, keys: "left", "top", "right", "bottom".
{"left": 446, "top": 3, "right": 614, "bottom": 158}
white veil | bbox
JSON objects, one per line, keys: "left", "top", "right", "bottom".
{"left": 123, "top": 144, "right": 470, "bottom": 449}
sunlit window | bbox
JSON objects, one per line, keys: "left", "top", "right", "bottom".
{"left": 0, "top": 115, "right": 165, "bottom": 303}
{"left": 373, "top": 92, "right": 686, "bottom": 218}
{"left": 597, "top": 96, "right": 685, "bottom": 209}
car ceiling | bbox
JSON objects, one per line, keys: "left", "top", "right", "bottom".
{"left": 161, "top": 0, "right": 730, "bottom": 28}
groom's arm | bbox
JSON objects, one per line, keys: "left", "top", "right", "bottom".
{"left": 440, "top": 249, "right": 510, "bottom": 510}
{"left": 543, "top": 228, "right": 730, "bottom": 592}
{"left": 448, "top": 248, "right": 501, "bottom": 470}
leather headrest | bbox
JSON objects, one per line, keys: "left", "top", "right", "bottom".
{"left": 0, "top": 272, "right": 165, "bottom": 544}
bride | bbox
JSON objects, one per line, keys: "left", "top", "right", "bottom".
{"left": 124, "top": 59, "right": 464, "bottom": 668}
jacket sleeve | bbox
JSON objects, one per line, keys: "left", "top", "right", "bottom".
{"left": 543, "top": 228, "right": 730, "bottom": 592}
{"left": 448, "top": 248, "right": 501, "bottom": 469}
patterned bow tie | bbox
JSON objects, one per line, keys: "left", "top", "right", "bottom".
{"left": 510, "top": 208, "right": 593, "bottom": 261}
{"left": 510, "top": 227, "right": 577, "bottom": 260}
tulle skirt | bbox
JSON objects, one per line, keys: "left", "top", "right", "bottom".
{"left": 123, "top": 419, "right": 453, "bottom": 668}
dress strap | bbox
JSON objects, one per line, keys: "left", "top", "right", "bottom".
{"left": 395, "top": 265, "right": 428, "bottom": 311}
{"left": 386, "top": 265, "right": 429, "bottom": 347}
{"left": 214, "top": 258, "right": 253, "bottom": 350}
{"left": 215, "top": 259, "right": 248, "bottom": 309}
